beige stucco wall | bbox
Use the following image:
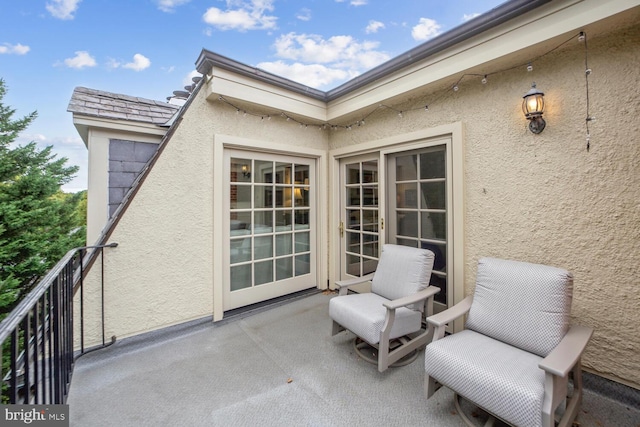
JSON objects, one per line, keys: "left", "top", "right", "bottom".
{"left": 77, "top": 20, "right": 639, "bottom": 389}
{"left": 76, "top": 83, "right": 329, "bottom": 346}
{"left": 329, "top": 24, "right": 640, "bottom": 388}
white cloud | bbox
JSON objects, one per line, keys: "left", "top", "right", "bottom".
{"left": 203, "top": 0, "right": 277, "bottom": 31}
{"left": 46, "top": 0, "right": 82, "bottom": 20}
{"left": 262, "top": 32, "right": 390, "bottom": 89}
{"left": 365, "top": 20, "right": 384, "bottom": 34}
{"left": 296, "top": 8, "right": 311, "bottom": 21}
{"left": 350, "top": 0, "right": 367, "bottom": 5}
{"left": 463, "top": 12, "right": 481, "bottom": 22}
{"left": 156, "top": 0, "right": 191, "bottom": 13}
{"left": 273, "top": 32, "right": 389, "bottom": 69}
{"left": 411, "top": 17, "right": 442, "bottom": 41}
{"left": 0, "top": 43, "right": 30, "bottom": 55}
{"left": 182, "top": 70, "right": 201, "bottom": 86}
{"left": 63, "top": 51, "right": 96, "bottom": 69}
{"left": 257, "top": 61, "right": 354, "bottom": 88}
{"left": 123, "top": 54, "right": 151, "bottom": 71}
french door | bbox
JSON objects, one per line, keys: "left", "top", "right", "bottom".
{"left": 338, "top": 142, "right": 450, "bottom": 311}
{"left": 224, "top": 150, "right": 316, "bottom": 311}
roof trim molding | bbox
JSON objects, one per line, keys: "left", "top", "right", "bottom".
{"left": 195, "top": 0, "right": 551, "bottom": 103}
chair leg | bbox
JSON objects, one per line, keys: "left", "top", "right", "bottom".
{"left": 557, "top": 361, "right": 584, "bottom": 427}
{"left": 331, "top": 320, "right": 345, "bottom": 336}
{"left": 424, "top": 375, "right": 440, "bottom": 398}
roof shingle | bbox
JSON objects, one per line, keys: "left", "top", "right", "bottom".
{"left": 67, "top": 87, "right": 180, "bottom": 126}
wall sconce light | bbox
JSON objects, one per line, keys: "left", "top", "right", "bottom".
{"left": 241, "top": 164, "right": 251, "bottom": 178}
{"left": 522, "top": 82, "right": 546, "bottom": 134}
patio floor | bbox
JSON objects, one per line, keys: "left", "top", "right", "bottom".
{"left": 67, "top": 291, "right": 639, "bottom": 427}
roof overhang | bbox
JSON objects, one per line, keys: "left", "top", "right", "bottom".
{"left": 195, "top": 0, "right": 639, "bottom": 123}
{"left": 72, "top": 115, "right": 170, "bottom": 147}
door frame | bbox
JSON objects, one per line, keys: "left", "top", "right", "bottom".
{"left": 213, "top": 134, "right": 328, "bottom": 321}
{"left": 329, "top": 123, "right": 465, "bottom": 331}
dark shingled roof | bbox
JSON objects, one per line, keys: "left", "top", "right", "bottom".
{"left": 67, "top": 87, "right": 180, "bottom": 125}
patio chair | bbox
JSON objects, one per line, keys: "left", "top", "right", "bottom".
{"left": 329, "top": 244, "right": 440, "bottom": 372}
{"left": 424, "top": 257, "right": 593, "bottom": 427}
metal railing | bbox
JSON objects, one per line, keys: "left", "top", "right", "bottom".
{"left": 0, "top": 243, "right": 117, "bottom": 404}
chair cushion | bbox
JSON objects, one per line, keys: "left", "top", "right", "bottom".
{"left": 465, "top": 257, "right": 572, "bottom": 357}
{"left": 371, "top": 245, "right": 434, "bottom": 309}
{"left": 329, "top": 293, "right": 422, "bottom": 345}
{"left": 425, "top": 330, "right": 545, "bottom": 427}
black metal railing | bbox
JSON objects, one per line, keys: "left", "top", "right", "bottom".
{"left": 0, "top": 243, "right": 117, "bottom": 404}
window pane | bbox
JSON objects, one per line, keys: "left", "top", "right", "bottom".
{"left": 397, "top": 183, "right": 417, "bottom": 208}
{"left": 294, "top": 210, "right": 309, "bottom": 229}
{"left": 430, "top": 273, "right": 447, "bottom": 305}
{"left": 254, "top": 185, "right": 273, "bottom": 209}
{"left": 254, "top": 260, "right": 273, "bottom": 286}
{"left": 275, "top": 162, "right": 292, "bottom": 184}
{"left": 295, "top": 232, "right": 309, "bottom": 253}
{"left": 346, "top": 163, "right": 360, "bottom": 184}
{"left": 254, "top": 160, "right": 273, "bottom": 183}
{"left": 362, "top": 161, "right": 378, "bottom": 183}
{"left": 275, "top": 187, "right": 293, "bottom": 208}
{"left": 421, "top": 241, "right": 447, "bottom": 272}
{"left": 294, "top": 164, "right": 309, "bottom": 184}
{"left": 276, "top": 257, "right": 293, "bottom": 280}
{"left": 347, "top": 187, "right": 360, "bottom": 206}
{"left": 254, "top": 235, "right": 273, "bottom": 260}
{"left": 231, "top": 158, "right": 251, "bottom": 183}
{"left": 230, "top": 264, "right": 251, "bottom": 291}
{"left": 230, "top": 237, "right": 251, "bottom": 264}
{"left": 396, "top": 154, "right": 417, "bottom": 181}
{"left": 363, "top": 258, "right": 378, "bottom": 275}
{"left": 420, "top": 182, "right": 445, "bottom": 210}
{"left": 253, "top": 211, "right": 273, "bottom": 233}
{"left": 397, "top": 211, "right": 418, "bottom": 237}
{"left": 362, "top": 186, "right": 378, "bottom": 207}
{"left": 230, "top": 212, "right": 250, "bottom": 234}
{"left": 275, "top": 210, "right": 292, "bottom": 230}
{"left": 231, "top": 185, "right": 251, "bottom": 209}
{"left": 362, "top": 233, "right": 378, "bottom": 257}
{"left": 346, "top": 232, "right": 360, "bottom": 254}
{"left": 346, "top": 254, "right": 361, "bottom": 276}
{"left": 276, "top": 233, "right": 292, "bottom": 256}
{"left": 294, "top": 186, "right": 309, "bottom": 207}
{"left": 397, "top": 238, "right": 418, "bottom": 248}
{"left": 347, "top": 210, "right": 361, "bottom": 230}
{"left": 362, "top": 209, "right": 378, "bottom": 232}
{"left": 295, "top": 254, "right": 310, "bottom": 276}
{"left": 420, "top": 149, "right": 445, "bottom": 179}
{"left": 421, "top": 212, "right": 446, "bottom": 240}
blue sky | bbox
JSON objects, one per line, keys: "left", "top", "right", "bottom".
{"left": 0, "top": 0, "right": 505, "bottom": 192}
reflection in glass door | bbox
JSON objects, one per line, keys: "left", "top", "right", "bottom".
{"left": 388, "top": 146, "right": 448, "bottom": 307}
{"left": 342, "top": 158, "right": 379, "bottom": 278}
{"left": 225, "top": 151, "right": 315, "bottom": 311}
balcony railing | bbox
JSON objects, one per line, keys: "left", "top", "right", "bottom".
{"left": 0, "top": 243, "right": 117, "bottom": 404}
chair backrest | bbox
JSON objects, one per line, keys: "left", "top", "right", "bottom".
{"left": 465, "top": 257, "right": 573, "bottom": 357}
{"left": 371, "top": 244, "right": 435, "bottom": 311}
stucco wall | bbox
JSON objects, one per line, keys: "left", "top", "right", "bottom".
{"left": 329, "top": 25, "right": 640, "bottom": 388}
{"left": 77, "top": 84, "right": 329, "bottom": 346}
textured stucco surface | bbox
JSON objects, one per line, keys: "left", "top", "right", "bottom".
{"left": 78, "top": 23, "right": 639, "bottom": 389}
{"left": 78, "top": 85, "right": 328, "bottom": 346}
{"left": 329, "top": 25, "right": 640, "bottom": 388}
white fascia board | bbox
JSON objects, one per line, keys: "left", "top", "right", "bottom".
{"left": 204, "top": 66, "right": 328, "bottom": 122}
{"left": 73, "top": 115, "right": 169, "bottom": 146}
{"left": 326, "top": 0, "right": 639, "bottom": 121}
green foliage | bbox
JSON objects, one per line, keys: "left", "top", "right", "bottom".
{"left": 0, "top": 79, "right": 85, "bottom": 316}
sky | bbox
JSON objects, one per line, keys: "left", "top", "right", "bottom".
{"left": 0, "top": 0, "right": 506, "bottom": 192}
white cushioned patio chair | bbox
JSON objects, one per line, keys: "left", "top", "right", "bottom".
{"left": 330, "top": 244, "right": 440, "bottom": 372}
{"left": 424, "top": 257, "right": 593, "bottom": 427}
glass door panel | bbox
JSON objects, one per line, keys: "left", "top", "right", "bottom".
{"left": 225, "top": 152, "right": 316, "bottom": 311}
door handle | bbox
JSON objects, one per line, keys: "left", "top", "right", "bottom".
{"left": 339, "top": 220, "right": 344, "bottom": 237}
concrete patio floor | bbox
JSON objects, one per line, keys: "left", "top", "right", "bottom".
{"left": 67, "top": 291, "right": 639, "bottom": 427}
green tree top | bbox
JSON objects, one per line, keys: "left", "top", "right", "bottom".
{"left": 0, "top": 79, "right": 85, "bottom": 315}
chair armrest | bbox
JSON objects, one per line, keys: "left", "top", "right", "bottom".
{"left": 426, "top": 295, "right": 473, "bottom": 327}
{"left": 383, "top": 286, "right": 440, "bottom": 310}
{"left": 539, "top": 325, "right": 593, "bottom": 377}
{"left": 335, "top": 273, "right": 374, "bottom": 290}
{"left": 335, "top": 273, "right": 374, "bottom": 296}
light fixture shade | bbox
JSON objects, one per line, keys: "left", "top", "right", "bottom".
{"left": 522, "top": 83, "right": 545, "bottom": 117}
{"left": 522, "top": 83, "right": 546, "bottom": 134}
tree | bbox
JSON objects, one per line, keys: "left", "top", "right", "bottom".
{"left": 0, "top": 79, "right": 85, "bottom": 316}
